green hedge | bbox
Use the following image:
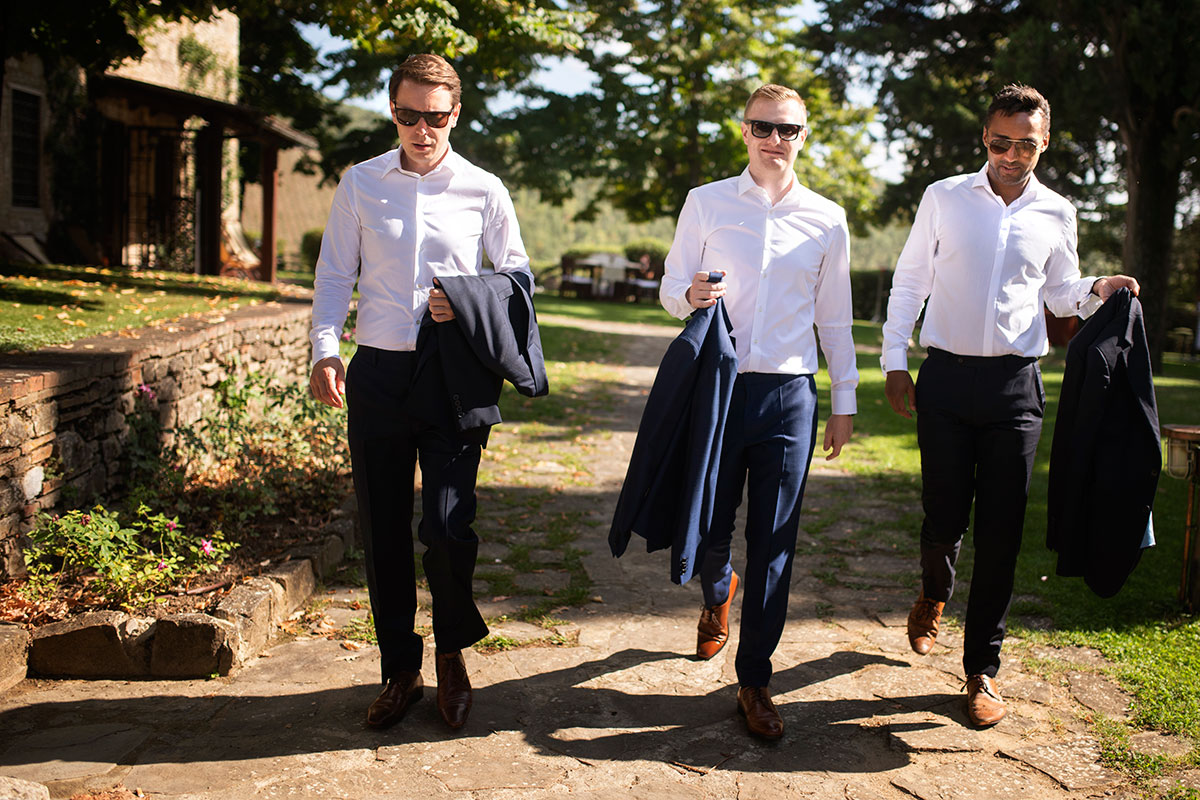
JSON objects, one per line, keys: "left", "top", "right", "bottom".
{"left": 850, "top": 268, "right": 894, "bottom": 321}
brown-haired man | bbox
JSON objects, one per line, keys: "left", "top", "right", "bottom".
{"left": 882, "top": 83, "right": 1140, "bottom": 726}
{"left": 309, "top": 54, "right": 533, "bottom": 731}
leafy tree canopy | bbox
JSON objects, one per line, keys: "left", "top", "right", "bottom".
{"left": 806, "top": 0, "right": 1200, "bottom": 367}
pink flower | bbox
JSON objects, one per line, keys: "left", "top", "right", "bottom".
{"left": 81, "top": 514, "right": 91, "bottom": 525}
{"left": 200, "top": 539, "right": 215, "bottom": 556}
{"left": 166, "top": 520, "right": 178, "bottom": 532}
{"left": 137, "top": 383, "right": 157, "bottom": 401}
{"left": 157, "top": 561, "right": 167, "bottom": 571}
{"left": 340, "top": 331, "right": 352, "bottom": 341}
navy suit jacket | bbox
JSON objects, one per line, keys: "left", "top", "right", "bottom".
{"left": 609, "top": 301, "right": 738, "bottom": 584}
{"left": 1046, "top": 288, "right": 1161, "bottom": 598}
{"left": 407, "top": 272, "right": 549, "bottom": 440}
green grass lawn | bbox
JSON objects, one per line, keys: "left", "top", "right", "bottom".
{"left": 534, "top": 294, "right": 682, "bottom": 327}
{"left": 0, "top": 263, "right": 308, "bottom": 352}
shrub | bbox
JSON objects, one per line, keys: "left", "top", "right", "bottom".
{"left": 623, "top": 237, "right": 671, "bottom": 271}
{"left": 300, "top": 228, "right": 324, "bottom": 271}
{"left": 561, "top": 244, "right": 624, "bottom": 262}
{"left": 23, "top": 505, "right": 234, "bottom": 608}
{"left": 849, "top": 268, "right": 894, "bottom": 321}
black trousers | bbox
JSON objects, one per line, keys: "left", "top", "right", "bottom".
{"left": 345, "top": 346, "right": 489, "bottom": 683}
{"left": 914, "top": 347, "right": 1045, "bottom": 678}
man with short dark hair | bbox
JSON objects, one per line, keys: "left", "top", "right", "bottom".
{"left": 660, "top": 83, "right": 858, "bottom": 740}
{"left": 882, "top": 83, "right": 1140, "bottom": 726}
{"left": 309, "top": 54, "right": 534, "bottom": 731}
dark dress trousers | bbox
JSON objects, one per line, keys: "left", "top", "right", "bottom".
{"left": 609, "top": 301, "right": 738, "bottom": 584}
{"left": 915, "top": 347, "right": 1045, "bottom": 679}
{"left": 347, "top": 271, "right": 548, "bottom": 681}
{"left": 1047, "top": 288, "right": 1160, "bottom": 598}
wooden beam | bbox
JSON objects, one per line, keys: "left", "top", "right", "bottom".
{"left": 260, "top": 145, "right": 279, "bottom": 283}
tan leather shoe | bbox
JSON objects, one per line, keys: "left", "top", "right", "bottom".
{"left": 436, "top": 650, "right": 472, "bottom": 729}
{"left": 965, "top": 674, "right": 1006, "bottom": 726}
{"left": 736, "top": 686, "right": 783, "bottom": 740}
{"left": 365, "top": 671, "right": 424, "bottom": 729}
{"left": 907, "top": 593, "right": 945, "bottom": 655}
{"left": 697, "top": 571, "right": 739, "bottom": 660}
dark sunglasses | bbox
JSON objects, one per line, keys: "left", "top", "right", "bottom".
{"left": 392, "top": 105, "right": 454, "bottom": 129}
{"left": 747, "top": 119, "right": 806, "bottom": 141}
{"left": 986, "top": 136, "right": 1039, "bottom": 158}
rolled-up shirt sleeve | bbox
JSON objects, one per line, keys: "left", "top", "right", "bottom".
{"left": 310, "top": 174, "right": 361, "bottom": 366}
{"left": 661, "top": 189, "right": 703, "bottom": 320}
{"left": 814, "top": 215, "right": 858, "bottom": 415}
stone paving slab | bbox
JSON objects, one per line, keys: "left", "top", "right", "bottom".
{"left": 890, "top": 758, "right": 1051, "bottom": 800}
{"left": 1001, "top": 737, "right": 1122, "bottom": 790}
{"left": 1067, "top": 671, "right": 1132, "bottom": 720}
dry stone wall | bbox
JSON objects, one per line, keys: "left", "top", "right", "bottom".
{"left": 0, "top": 299, "right": 312, "bottom": 578}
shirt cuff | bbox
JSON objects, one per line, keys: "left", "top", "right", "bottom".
{"left": 1078, "top": 286, "right": 1104, "bottom": 319}
{"left": 830, "top": 389, "right": 857, "bottom": 416}
{"left": 882, "top": 348, "right": 910, "bottom": 374}
{"left": 311, "top": 333, "right": 342, "bottom": 367}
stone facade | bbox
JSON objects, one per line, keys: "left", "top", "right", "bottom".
{"left": 109, "top": 11, "right": 240, "bottom": 104}
{"left": 0, "top": 300, "right": 312, "bottom": 579}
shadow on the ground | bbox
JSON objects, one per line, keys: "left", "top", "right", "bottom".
{"left": 0, "top": 647, "right": 930, "bottom": 776}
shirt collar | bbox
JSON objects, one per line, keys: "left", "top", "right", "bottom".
{"left": 737, "top": 166, "right": 802, "bottom": 205}
{"left": 383, "top": 144, "right": 462, "bottom": 179}
{"left": 972, "top": 163, "right": 1042, "bottom": 203}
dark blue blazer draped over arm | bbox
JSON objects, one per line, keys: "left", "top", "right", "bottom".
{"left": 1046, "top": 288, "right": 1161, "bottom": 598}
{"left": 407, "top": 272, "right": 549, "bottom": 437}
{"left": 608, "top": 301, "right": 738, "bottom": 584}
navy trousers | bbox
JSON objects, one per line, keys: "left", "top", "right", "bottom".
{"left": 699, "top": 372, "right": 818, "bottom": 688}
{"left": 345, "top": 346, "right": 489, "bottom": 683}
{"left": 914, "top": 347, "right": 1044, "bottom": 679}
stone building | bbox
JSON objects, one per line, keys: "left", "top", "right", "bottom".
{"left": 0, "top": 11, "right": 315, "bottom": 279}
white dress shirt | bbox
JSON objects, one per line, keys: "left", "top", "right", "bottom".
{"left": 309, "top": 146, "right": 532, "bottom": 365}
{"left": 661, "top": 169, "right": 859, "bottom": 416}
{"left": 882, "top": 165, "right": 1102, "bottom": 372}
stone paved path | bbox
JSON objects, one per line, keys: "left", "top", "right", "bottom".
{"left": 0, "top": 314, "right": 1191, "bottom": 799}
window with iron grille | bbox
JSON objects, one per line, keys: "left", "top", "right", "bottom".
{"left": 11, "top": 89, "right": 41, "bottom": 208}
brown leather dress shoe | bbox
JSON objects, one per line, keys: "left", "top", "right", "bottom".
{"left": 697, "top": 571, "right": 739, "bottom": 660}
{"left": 906, "top": 593, "right": 945, "bottom": 655}
{"left": 737, "top": 686, "right": 783, "bottom": 740}
{"left": 436, "top": 650, "right": 472, "bottom": 729}
{"left": 965, "top": 674, "right": 1006, "bottom": 726}
{"left": 365, "top": 671, "right": 424, "bottom": 729}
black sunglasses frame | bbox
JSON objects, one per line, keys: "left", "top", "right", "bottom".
{"left": 985, "top": 136, "right": 1039, "bottom": 158}
{"left": 392, "top": 105, "right": 455, "bottom": 129}
{"left": 746, "top": 119, "right": 806, "bottom": 141}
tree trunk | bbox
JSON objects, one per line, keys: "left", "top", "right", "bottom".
{"left": 1122, "top": 115, "right": 1182, "bottom": 374}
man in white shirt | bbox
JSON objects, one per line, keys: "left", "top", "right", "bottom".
{"left": 660, "top": 83, "right": 858, "bottom": 740}
{"left": 882, "top": 84, "right": 1139, "bottom": 727}
{"left": 308, "top": 54, "right": 533, "bottom": 732}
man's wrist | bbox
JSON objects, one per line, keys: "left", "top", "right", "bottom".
{"left": 1091, "top": 277, "right": 1110, "bottom": 296}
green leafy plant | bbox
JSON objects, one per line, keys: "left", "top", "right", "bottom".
{"left": 22, "top": 505, "right": 234, "bottom": 608}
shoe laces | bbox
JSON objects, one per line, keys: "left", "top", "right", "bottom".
{"left": 913, "top": 597, "right": 941, "bottom": 624}
{"left": 964, "top": 674, "right": 1000, "bottom": 701}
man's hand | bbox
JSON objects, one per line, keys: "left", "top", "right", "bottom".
{"left": 429, "top": 285, "right": 456, "bottom": 322}
{"left": 310, "top": 356, "right": 346, "bottom": 409}
{"left": 1092, "top": 274, "right": 1141, "bottom": 300}
{"left": 885, "top": 370, "right": 917, "bottom": 419}
{"left": 685, "top": 270, "right": 726, "bottom": 309}
{"left": 823, "top": 414, "right": 853, "bottom": 461}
